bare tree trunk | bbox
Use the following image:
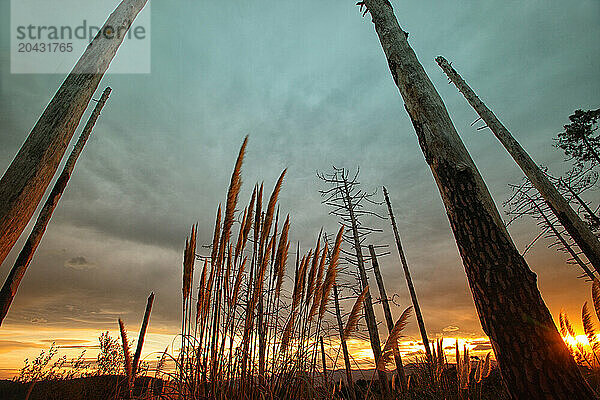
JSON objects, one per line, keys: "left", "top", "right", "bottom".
{"left": 436, "top": 56, "right": 600, "bottom": 275}
{"left": 0, "top": 0, "right": 148, "bottom": 266}
{"left": 333, "top": 283, "right": 354, "bottom": 396}
{"left": 368, "top": 244, "right": 406, "bottom": 391}
{"left": 382, "top": 187, "right": 432, "bottom": 363}
{"left": 360, "top": 1, "right": 595, "bottom": 398}
{"left": 0, "top": 87, "right": 112, "bottom": 326}
{"left": 132, "top": 292, "right": 155, "bottom": 377}
{"left": 341, "top": 179, "right": 388, "bottom": 395}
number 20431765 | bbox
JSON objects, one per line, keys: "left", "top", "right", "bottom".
{"left": 18, "top": 42, "right": 73, "bottom": 52}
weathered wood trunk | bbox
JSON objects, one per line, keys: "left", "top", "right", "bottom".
{"left": 0, "top": 88, "right": 112, "bottom": 326}
{"left": 0, "top": 0, "right": 148, "bottom": 266}
{"left": 382, "top": 186, "right": 432, "bottom": 363}
{"left": 132, "top": 292, "right": 155, "bottom": 377}
{"left": 437, "top": 56, "right": 600, "bottom": 276}
{"left": 368, "top": 244, "right": 406, "bottom": 391}
{"left": 333, "top": 283, "right": 354, "bottom": 395}
{"left": 360, "top": 1, "right": 596, "bottom": 398}
{"left": 341, "top": 179, "right": 388, "bottom": 394}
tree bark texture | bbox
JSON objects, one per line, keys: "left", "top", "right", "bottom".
{"left": 0, "top": 0, "right": 148, "bottom": 266}
{"left": 361, "top": 1, "right": 596, "bottom": 398}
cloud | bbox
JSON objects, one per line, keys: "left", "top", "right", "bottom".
{"left": 0, "top": 0, "right": 598, "bottom": 355}
{"left": 0, "top": 340, "right": 46, "bottom": 354}
{"left": 64, "top": 256, "right": 94, "bottom": 270}
{"left": 443, "top": 326, "right": 460, "bottom": 333}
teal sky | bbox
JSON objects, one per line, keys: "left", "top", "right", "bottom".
{"left": 0, "top": 0, "right": 599, "bottom": 345}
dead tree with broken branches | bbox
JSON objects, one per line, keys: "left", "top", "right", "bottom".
{"left": 318, "top": 166, "right": 400, "bottom": 393}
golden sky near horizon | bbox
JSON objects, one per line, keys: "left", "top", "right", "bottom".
{"left": 1, "top": 0, "right": 599, "bottom": 383}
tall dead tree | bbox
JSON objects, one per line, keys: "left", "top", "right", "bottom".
{"left": 358, "top": 1, "right": 595, "bottom": 398}
{"left": 368, "top": 244, "right": 406, "bottom": 391}
{"left": 0, "top": 0, "right": 148, "bottom": 266}
{"left": 318, "top": 166, "right": 389, "bottom": 394}
{"left": 0, "top": 88, "right": 112, "bottom": 326}
{"left": 382, "top": 186, "right": 432, "bottom": 363}
{"left": 436, "top": 56, "right": 600, "bottom": 275}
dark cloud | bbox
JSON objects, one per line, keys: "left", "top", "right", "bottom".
{"left": 64, "top": 256, "right": 94, "bottom": 270}
{"left": 0, "top": 0, "right": 598, "bottom": 341}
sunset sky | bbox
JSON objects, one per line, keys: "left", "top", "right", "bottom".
{"left": 1, "top": 0, "right": 599, "bottom": 378}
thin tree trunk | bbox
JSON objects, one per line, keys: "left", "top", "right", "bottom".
{"left": 360, "top": 1, "right": 595, "bottom": 398}
{"left": 382, "top": 187, "right": 432, "bottom": 363}
{"left": 436, "top": 56, "right": 600, "bottom": 275}
{"left": 0, "top": 0, "right": 147, "bottom": 267}
{"left": 0, "top": 88, "right": 112, "bottom": 326}
{"left": 368, "top": 245, "right": 406, "bottom": 391}
{"left": 333, "top": 283, "right": 354, "bottom": 396}
{"left": 132, "top": 292, "right": 155, "bottom": 377}
{"left": 341, "top": 178, "right": 388, "bottom": 395}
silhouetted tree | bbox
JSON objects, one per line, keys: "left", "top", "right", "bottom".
{"left": 556, "top": 109, "right": 600, "bottom": 167}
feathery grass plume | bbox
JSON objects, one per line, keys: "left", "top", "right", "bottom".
{"left": 202, "top": 262, "right": 217, "bottom": 322}
{"left": 563, "top": 310, "right": 577, "bottom": 338}
{"left": 230, "top": 257, "right": 248, "bottom": 308}
{"left": 306, "top": 232, "right": 322, "bottom": 303}
{"left": 474, "top": 358, "right": 482, "bottom": 383}
{"left": 280, "top": 311, "right": 296, "bottom": 355}
{"left": 224, "top": 243, "right": 233, "bottom": 296}
{"left": 559, "top": 310, "right": 575, "bottom": 356}
{"left": 118, "top": 319, "right": 133, "bottom": 394}
{"left": 182, "top": 225, "right": 197, "bottom": 300}
{"left": 196, "top": 260, "right": 208, "bottom": 323}
{"left": 455, "top": 339, "right": 461, "bottom": 369}
{"left": 582, "top": 302, "right": 599, "bottom": 353}
{"left": 481, "top": 352, "right": 491, "bottom": 381}
{"left": 155, "top": 347, "right": 168, "bottom": 379}
{"left": 271, "top": 206, "right": 280, "bottom": 267}
{"left": 593, "top": 279, "right": 600, "bottom": 323}
{"left": 292, "top": 255, "right": 308, "bottom": 311}
{"left": 221, "top": 137, "right": 247, "bottom": 254}
{"left": 242, "top": 186, "right": 256, "bottom": 248}
{"left": 377, "top": 306, "right": 412, "bottom": 370}
{"left": 253, "top": 235, "right": 275, "bottom": 303}
{"left": 462, "top": 345, "right": 471, "bottom": 389}
{"left": 299, "top": 250, "right": 311, "bottom": 301}
{"left": 342, "top": 285, "right": 369, "bottom": 340}
{"left": 211, "top": 205, "right": 222, "bottom": 266}
{"left": 319, "top": 226, "right": 343, "bottom": 319}
{"left": 559, "top": 309, "right": 568, "bottom": 337}
{"left": 254, "top": 183, "right": 264, "bottom": 247}
{"left": 260, "top": 169, "right": 287, "bottom": 254}
{"left": 234, "top": 207, "right": 248, "bottom": 265}
{"left": 308, "top": 243, "right": 327, "bottom": 322}
{"left": 274, "top": 215, "right": 290, "bottom": 299}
